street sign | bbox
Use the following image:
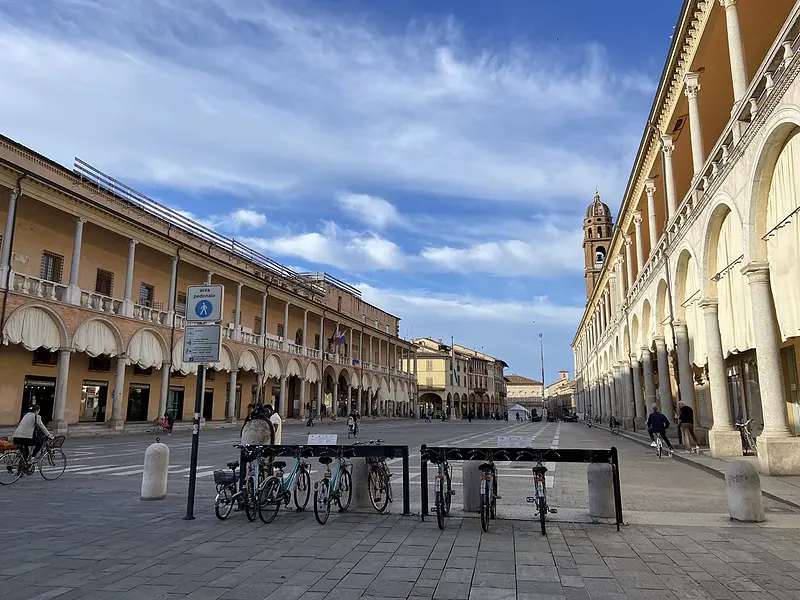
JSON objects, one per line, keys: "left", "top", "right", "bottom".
{"left": 497, "top": 436, "right": 529, "bottom": 448}
{"left": 308, "top": 434, "right": 338, "bottom": 445}
{"left": 186, "top": 285, "right": 224, "bottom": 322}
{"left": 183, "top": 325, "right": 221, "bottom": 363}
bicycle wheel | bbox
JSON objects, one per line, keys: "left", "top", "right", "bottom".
{"left": 293, "top": 469, "right": 311, "bottom": 510}
{"left": 538, "top": 495, "right": 547, "bottom": 536}
{"left": 367, "top": 467, "right": 389, "bottom": 513}
{"left": 336, "top": 469, "right": 352, "bottom": 512}
{"left": 244, "top": 478, "right": 257, "bottom": 522}
{"left": 656, "top": 440, "right": 663, "bottom": 459}
{"left": 480, "top": 479, "right": 490, "bottom": 532}
{"left": 314, "top": 479, "right": 331, "bottom": 524}
{"left": 0, "top": 452, "right": 23, "bottom": 485}
{"left": 258, "top": 477, "right": 282, "bottom": 524}
{"left": 215, "top": 486, "right": 235, "bottom": 520}
{"left": 490, "top": 477, "right": 497, "bottom": 519}
{"left": 444, "top": 465, "right": 453, "bottom": 515}
{"left": 436, "top": 487, "right": 446, "bottom": 530}
{"left": 39, "top": 449, "right": 66, "bottom": 480}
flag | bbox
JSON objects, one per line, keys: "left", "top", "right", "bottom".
{"left": 451, "top": 339, "right": 459, "bottom": 387}
{"left": 353, "top": 359, "right": 361, "bottom": 371}
{"left": 329, "top": 328, "right": 346, "bottom": 346}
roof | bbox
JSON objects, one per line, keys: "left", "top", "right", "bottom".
{"left": 508, "top": 404, "right": 529, "bottom": 412}
{"left": 585, "top": 190, "right": 611, "bottom": 219}
{"left": 506, "top": 375, "right": 542, "bottom": 386}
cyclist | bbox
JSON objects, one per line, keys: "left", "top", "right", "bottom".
{"left": 647, "top": 404, "right": 674, "bottom": 454}
{"left": 609, "top": 415, "right": 620, "bottom": 434}
{"left": 12, "top": 404, "right": 54, "bottom": 463}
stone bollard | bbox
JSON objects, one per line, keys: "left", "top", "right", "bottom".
{"left": 240, "top": 419, "right": 274, "bottom": 445}
{"left": 349, "top": 458, "right": 370, "bottom": 510}
{"left": 587, "top": 463, "right": 615, "bottom": 519}
{"left": 725, "top": 460, "right": 765, "bottom": 523}
{"left": 461, "top": 461, "right": 483, "bottom": 512}
{"left": 141, "top": 441, "right": 169, "bottom": 501}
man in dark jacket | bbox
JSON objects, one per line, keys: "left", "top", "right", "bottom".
{"left": 678, "top": 401, "right": 699, "bottom": 453}
{"left": 646, "top": 405, "right": 674, "bottom": 454}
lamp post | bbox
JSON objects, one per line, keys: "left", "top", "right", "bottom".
{"left": 539, "top": 332, "right": 546, "bottom": 417}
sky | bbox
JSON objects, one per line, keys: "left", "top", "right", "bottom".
{"left": 0, "top": 0, "right": 680, "bottom": 384}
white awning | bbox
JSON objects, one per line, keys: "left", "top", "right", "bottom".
{"left": 238, "top": 350, "right": 260, "bottom": 372}
{"left": 172, "top": 338, "right": 197, "bottom": 375}
{"left": 3, "top": 306, "right": 61, "bottom": 351}
{"left": 210, "top": 346, "right": 232, "bottom": 373}
{"left": 350, "top": 370, "right": 359, "bottom": 388}
{"left": 128, "top": 329, "right": 164, "bottom": 370}
{"left": 305, "top": 362, "right": 320, "bottom": 383}
{"left": 73, "top": 319, "right": 118, "bottom": 357}
{"left": 285, "top": 358, "right": 302, "bottom": 378}
{"left": 264, "top": 354, "right": 282, "bottom": 379}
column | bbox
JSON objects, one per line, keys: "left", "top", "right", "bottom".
{"left": 260, "top": 293, "right": 268, "bottom": 344}
{"left": 122, "top": 239, "right": 137, "bottom": 317}
{"left": 622, "top": 360, "right": 634, "bottom": 429}
{"left": 366, "top": 388, "right": 371, "bottom": 417}
{"left": 167, "top": 255, "right": 179, "bottom": 325}
{"left": 393, "top": 344, "right": 397, "bottom": 372}
{"left": 700, "top": 299, "right": 741, "bottom": 456}
{"left": 279, "top": 375, "right": 287, "bottom": 418}
{"left": 624, "top": 236, "right": 634, "bottom": 292}
{"left": 644, "top": 180, "right": 658, "bottom": 251}
{"left": 319, "top": 315, "right": 324, "bottom": 352}
{"left": 53, "top": 348, "right": 71, "bottom": 434}
{"left": 662, "top": 135, "right": 678, "bottom": 220}
{"left": 233, "top": 282, "right": 243, "bottom": 341}
{"left": 205, "top": 271, "right": 213, "bottom": 284}
{"left": 282, "top": 301, "right": 290, "bottom": 351}
{"left": 159, "top": 361, "right": 171, "bottom": 419}
{"left": 0, "top": 186, "right": 20, "bottom": 288}
{"left": 316, "top": 380, "right": 322, "bottom": 418}
{"left": 66, "top": 216, "right": 85, "bottom": 305}
{"left": 299, "top": 309, "right": 307, "bottom": 353}
{"left": 609, "top": 368, "right": 618, "bottom": 419}
{"left": 299, "top": 378, "right": 306, "bottom": 420}
{"left": 721, "top": 0, "right": 748, "bottom": 105}
{"left": 349, "top": 329, "right": 353, "bottom": 361}
{"left": 641, "top": 348, "right": 657, "bottom": 412}
{"left": 358, "top": 386, "right": 363, "bottom": 415}
{"left": 111, "top": 355, "right": 127, "bottom": 429}
{"left": 227, "top": 369, "right": 238, "bottom": 422}
{"left": 609, "top": 275, "right": 618, "bottom": 315}
{"left": 605, "top": 290, "right": 612, "bottom": 325}
{"left": 633, "top": 211, "right": 644, "bottom": 272}
{"left": 684, "top": 73, "right": 705, "bottom": 177}
{"left": 654, "top": 337, "right": 674, "bottom": 427}
{"left": 378, "top": 339, "right": 382, "bottom": 368}
{"left": 631, "top": 356, "right": 646, "bottom": 429}
{"left": 673, "top": 321, "right": 696, "bottom": 410}
{"left": 332, "top": 381, "right": 338, "bottom": 417}
{"left": 346, "top": 382, "right": 351, "bottom": 414}
{"left": 359, "top": 331, "right": 364, "bottom": 366}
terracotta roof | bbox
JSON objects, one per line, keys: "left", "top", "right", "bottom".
{"left": 506, "top": 374, "right": 542, "bottom": 385}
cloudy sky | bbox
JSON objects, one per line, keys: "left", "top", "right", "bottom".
{"left": 0, "top": 0, "right": 678, "bottom": 383}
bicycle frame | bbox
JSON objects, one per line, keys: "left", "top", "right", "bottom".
{"left": 319, "top": 456, "right": 348, "bottom": 501}
{"left": 480, "top": 464, "right": 495, "bottom": 504}
{"left": 533, "top": 468, "right": 546, "bottom": 503}
{"left": 275, "top": 457, "right": 302, "bottom": 494}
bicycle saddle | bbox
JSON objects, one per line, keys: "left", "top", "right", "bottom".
{"left": 532, "top": 465, "right": 548, "bottom": 474}
{"left": 272, "top": 461, "right": 286, "bottom": 470}
{"left": 478, "top": 463, "right": 494, "bottom": 472}
{"left": 226, "top": 461, "right": 239, "bottom": 470}
{"left": 319, "top": 457, "right": 333, "bottom": 465}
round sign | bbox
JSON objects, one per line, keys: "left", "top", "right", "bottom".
{"left": 195, "top": 300, "right": 213, "bottom": 318}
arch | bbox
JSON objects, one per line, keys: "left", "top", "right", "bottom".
{"left": 305, "top": 362, "right": 320, "bottom": 383}
{"left": 128, "top": 327, "right": 167, "bottom": 370}
{"left": 631, "top": 315, "right": 640, "bottom": 351}
{"left": 73, "top": 316, "right": 123, "bottom": 357}
{"left": 264, "top": 353, "right": 283, "bottom": 379}
{"left": 350, "top": 370, "right": 359, "bottom": 388}
{"left": 622, "top": 324, "right": 630, "bottom": 356}
{"left": 285, "top": 357, "right": 303, "bottom": 378}
{"left": 3, "top": 304, "right": 68, "bottom": 351}
{"left": 172, "top": 337, "right": 197, "bottom": 375}
{"left": 238, "top": 349, "right": 261, "bottom": 372}
{"left": 361, "top": 371, "right": 373, "bottom": 390}
{"left": 641, "top": 300, "right": 652, "bottom": 347}
{"left": 210, "top": 344, "right": 234, "bottom": 373}
{"left": 323, "top": 364, "right": 338, "bottom": 382}
{"left": 654, "top": 279, "right": 670, "bottom": 343}
{"left": 674, "top": 248, "right": 695, "bottom": 322}
{"left": 701, "top": 194, "right": 746, "bottom": 300}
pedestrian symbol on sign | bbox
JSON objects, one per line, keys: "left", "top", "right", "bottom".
{"left": 195, "top": 300, "right": 213, "bottom": 319}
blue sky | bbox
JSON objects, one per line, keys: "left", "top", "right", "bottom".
{"left": 0, "top": 0, "right": 679, "bottom": 384}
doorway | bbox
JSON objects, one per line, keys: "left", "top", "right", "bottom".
{"left": 80, "top": 381, "right": 109, "bottom": 422}
{"left": 167, "top": 386, "right": 185, "bottom": 421}
{"left": 21, "top": 377, "right": 56, "bottom": 424}
{"left": 203, "top": 389, "right": 214, "bottom": 420}
{"left": 126, "top": 384, "right": 150, "bottom": 422}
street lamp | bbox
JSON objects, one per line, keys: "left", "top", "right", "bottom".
{"left": 539, "top": 332, "right": 546, "bottom": 416}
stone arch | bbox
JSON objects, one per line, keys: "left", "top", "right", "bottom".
{"left": 211, "top": 343, "right": 234, "bottom": 373}
{"left": 264, "top": 353, "right": 283, "bottom": 379}
{"left": 128, "top": 327, "right": 168, "bottom": 370}
{"left": 73, "top": 316, "right": 124, "bottom": 357}
{"left": 641, "top": 299, "right": 652, "bottom": 347}
{"left": 285, "top": 357, "right": 303, "bottom": 379}
{"left": 701, "top": 194, "right": 746, "bottom": 300}
{"left": 654, "top": 279, "right": 670, "bottom": 342}
{"left": 3, "top": 303, "right": 68, "bottom": 351}
{"left": 323, "top": 364, "right": 338, "bottom": 382}
{"left": 305, "top": 362, "right": 320, "bottom": 383}
{"left": 674, "top": 247, "right": 697, "bottom": 322}
{"left": 631, "top": 314, "right": 640, "bottom": 350}
{"left": 622, "top": 324, "right": 630, "bottom": 356}
{"left": 338, "top": 367, "right": 350, "bottom": 382}
{"left": 238, "top": 348, "right": 261, "bottom": 372}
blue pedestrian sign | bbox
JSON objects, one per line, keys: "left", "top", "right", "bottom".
{"left": 186, "top": 284, "right": 224, "bottom": 323}
{"left": 195, "top": 300, "right": 213, "bottom": 319}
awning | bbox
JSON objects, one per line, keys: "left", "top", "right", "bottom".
{"left": 209, "top": 346, "right": 232, "bottom": 373}
{"left": 172, "top": 338, "right": 197, "bottom": 375}
{"left": 3, "top": 306, "right": 61, "bottom": 351}
{"left": 73, "top": 319, "right": 118, "bottom": 357}
{"left": 238, "top": 350, "right": 260, "bottom": 372}
{"left": 128, "top": 329, "right": 164, "bottom": 370}
{"left": 350, "top": 371, "right": 359, "bottom": 388}
{"left": 264, "top": 354, "right": 282, "bottom": 379}
{"left": 305, "top": 362, "right": 320, "bottom": 383}
{"left": 285, "top": 358, "right": 302, "bottom": 378}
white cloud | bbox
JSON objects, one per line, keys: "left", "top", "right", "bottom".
{"left": 174, "top": 207, "right": 266, "bottom": 233}
{"left": 336, "top": 193, "right": 400, "bottom": 229}
{"left": 0, "top": 0, "right": 651, "bottom": 205}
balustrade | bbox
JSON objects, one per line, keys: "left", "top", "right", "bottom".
{"left": 12, "top": 273, "right": 67, "bottom": 302}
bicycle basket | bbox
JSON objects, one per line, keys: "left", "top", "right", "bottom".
{"left": 0, "top": 439, "right": 16, "bottom": 452}
{"left": 214, "top": 469, "right": 237, "bottom": 486}
{"left": 51, "top": 435, "right": 66, "bottom": 449}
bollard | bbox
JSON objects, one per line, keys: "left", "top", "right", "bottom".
{"left": 141, "top": 441, "right": 170, "bottom": 501}
{"left": 461, "top": 461, "right": 483, "bottom": 512}
{"left": 587, "top": 463, "right": 615, "bottom": 519}
{"left": 241, "top": 419, "right": 273, "bottom": 445}
{"left": 349, "top": 458, "right": 370, "bottom": 510}
{"left": 725, "top": 460, "right": 765, "bottom": 523}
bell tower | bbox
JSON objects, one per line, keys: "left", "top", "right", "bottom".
{"left": 583, "top": 190, "right": 613, "bottom": 300}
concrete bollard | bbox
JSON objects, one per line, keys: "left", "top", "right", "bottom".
{"left": 725, "top": 460, "right": 765, "bottom": 523}
{"left": 141, "top": 441, "right": 169, "bottom": 501}
{"left": 240, "top": 419, "right": 274, "bottom": 445}
{"left": 587, "top": 463, "right": 615, "bottom": 519}
{"left": 461, "top": 461, "right": 483, "bottom": 512}
{"left": 349, "top": 458, "right": 369, "bottom": 510}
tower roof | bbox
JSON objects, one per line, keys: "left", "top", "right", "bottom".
{"left": 585, "top": 190, "right": 611, "bottom": 218}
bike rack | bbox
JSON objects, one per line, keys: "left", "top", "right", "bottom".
{"left": 236, "top": 444, "right": 411, "bottom": 516}
{"left": 418, "top": 445, "right": 623, "bottom": 531}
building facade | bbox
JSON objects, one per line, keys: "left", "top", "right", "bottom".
{"left": 506, "top": 375, "right": 544, "bottom": 401}
{"left": 0, "top": 136, "right": 418, "bottom": 434}
{"left": 572, "top": 0, "right": 800, "bottom": 475}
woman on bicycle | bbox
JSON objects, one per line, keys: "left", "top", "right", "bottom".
{"left": 12, "top": 404, "right": 54, "bottom": 462}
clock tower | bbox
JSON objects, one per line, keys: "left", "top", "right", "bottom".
{"left": 583, "top": 190, "right": 613, "bottom": 300}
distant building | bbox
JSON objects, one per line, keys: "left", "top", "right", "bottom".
{"left": 544, "top": 370, "right": 575, "bottom": 398}
{"left": 506, "top": 375, "right": 543, "bottom": 402}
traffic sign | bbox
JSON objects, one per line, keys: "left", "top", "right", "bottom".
{"left": 308, "top": 434, "right": 338, "bottom": 445}
{"left": 183, "top": 325, "right": 222, "bottom": 363}
{"left": 497, "top": 436, "right": 529, "bottom": 448}
{"left": 186, "top": 285, "right": 224, "bottom": 322}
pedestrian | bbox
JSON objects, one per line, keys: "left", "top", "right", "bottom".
{"left": 678, "top": 401, "right": 699, "bottom": 453}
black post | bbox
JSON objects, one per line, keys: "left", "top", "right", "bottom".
{"left": 238, "top": 445, "right": 247, "bottom": 509}
{"left": 610, "top": 446, "right": 623, "bottom": 531}
{"left": 420, "top": 447, "right": 428, "bottom": 520}
{"left": 402, "top": 446, "right": 410, "bottom": 516}
{"left": 184, "top": 363, "right": 205, "bottom": 520}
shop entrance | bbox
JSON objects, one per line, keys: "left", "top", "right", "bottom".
{"left": 167, "top": 387, "right": 185, "bottom": 421}
{"left": 80, "top": 381, "right": 109, "bottom": 422}
{"left": 126, "top": 384, "right": 150, "bottom": 422}
{"left": 21, "top": 377, "right": 56, "bottom": 424}
{"left": 203, "top": 389, "right": 214, "bottom": 420}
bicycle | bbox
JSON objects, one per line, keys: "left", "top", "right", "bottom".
{"left": 231, "top": 444, "right": 271, "bottom": 521}
{"left": 214, "top": 458, "right": 246, "bottom": 520}
{"left": 347, "top": 419, "right": 359, "bottom": 439}
{"left": 478, "top": 456, "right": 498, "bottom": 532}
{"left": 735, "top": 419, "right": 758, "bottom": 456}
{"left": 354, "top": 439, "right": 393, "bottom": 513}
{"left": 258, "top": 447, "right": 313, "bottom": 524}
{"left": 313, "top": 448, "right": 353, "bottom": 524}
{"left": 0, "top": 436, "right": 67, "bottom": 485}
{"left": 526, "top": 456, "right": 557, "bottom": 535}
{"left": 430, "top": 450, "right": 453, "bottom": 530}
{"left": 149, "top": 418, "right": 168, "bottom": 435}
{"left": 650, "top": 431, "right": 673, "bottom": 459}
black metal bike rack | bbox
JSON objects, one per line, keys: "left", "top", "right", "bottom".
{"left": 235, "top": 444, "right": 411, "bottom": 516}
{"left": 419, "top": 445, "right": 623, "bottom": 530}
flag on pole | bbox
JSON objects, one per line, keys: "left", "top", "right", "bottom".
{"left": 353, "top": 359, "right": 361, "bottom": 371}
{"left": 451, "top": 338, "right": 459, "bottom": 387}
{"left": 329, "top": 328, "right": 346, "bottom": 346}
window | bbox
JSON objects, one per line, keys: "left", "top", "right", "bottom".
{"left": 425, "top": 377, "right": 434, "bottom": 387}
{"left": 206, "top": 369, "right": 216, "bottom": 381}
{"left": 295, "top": 329, "right": 303, "bottom": 346}
{"left": 95, "top": 269, "right": 114, "bottom": 296}
{"left": 40, "top": 251, "right": 64, "bottom": 283}
{"left": 176, "top": 293, "right": 187, "bottom": 316}
{"left": 133, "top": 365, "right": 153, "bottom": 376}
{"left": 314, "top": 334, "right": 320, "bottom": 350}
{"left": 139, "top": 283, "right": 155, "bottom": 307}
{"left": 375, "top": 320, "right": 378, "bottom": 328}
{"left": 32, "top": 348, "right": 58, "bottom": 365}
{"left": 89, "top": 355, "right": 111, "bottom": 372}
{"left": 277, "top": 324, "right": 284, "bottom": 339}
{"left": 426, "top": 360, "right": 433, "bottom": 371}
{"left": 254, "top": 316, "right": 262, "bottom": 335}
{"left": 385, "top": 324, "right": 389, "bottom": 334}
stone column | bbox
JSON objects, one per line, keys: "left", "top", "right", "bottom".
{"left": 0, "top": 186, "right": 20, "bottom": 288}
{"left": 622, "top": 360, "right": 634, "bottom": 429}
{"left": 349, "top": 329, "right": 354, "bottom": 361}
{"left": 661, "top": 135, "right": 678, "bottom": 220}
{"left": 605, "top": 291, "right": 612, "bottom": 329}
{"left": 167, "top": 255, "right": 179, "bottom": 325}
{"left": 369, "top": 337, "right": 373, "bottom": 366}
{"left": 633, "top": 211, "right": 644, "bottom": 273}
{"left": 302, "top": 309, "right": 308, "bottom": 353}
{"left": 319, "top": 315, "right": 324, "bottom": 352}
{"left": 673, "top": 321, "right": 696, "bottom": 410}
{"left": 205, "top": 271, "right": 213, "bottom": 285}
{"left": 654, "top": 336, "right": 674, "bottom": 427}
{"left": 609, "top": 274, "right": 618, "bottom": 315}
{"left": 122, "top": 239, "right": 137, "bottom": 317}
{"left": 378, "top": 339, "right": 382, "bottom": 368}
{"left": 624, "top": 235, "right": 634, "bottom": 291}
{"left": 279, "top": 375, "right": 287, "bottom": 418}
{"left": 227, "top": 369, "right": 238, "bottom": 422}
{"left": 316, "top": 380, "right": 322, "bottom": 417}
{"left": 641, "top": 348, "right": 657, "bottom": 413}
{"left": 111, "top": 355, "right": 127, "bottom": 429}
{"left": 66, "top": 216, "right": 85, "bottom": 305}
{"left": 299, "top": 378, "right": 306, "bottom": 420}
{"left": 721, "top": 0, "right": 748, "bottom": 105}
{"left": 700, "top": 299, "right": 741, "bottom": 456}
{"left": 684, "top": 73, "right": 706, "bottom": 177}
{"left": 610, "top": 366, "right": 619, "bottom": 419}
{"left": 282, "top": 301, "right": 290, "bottom": 351}
{"left": 53, "top": 348, "right": 71, "bottom": 434}
{"left": 358, "top": 386, "right": 363, "bottom": 414}
{"left": 631, "top": 356, "right": 646, "bottom": 429}
{"left": 742, "top": 263, "right": 800, "bottom": 474}
{"left": 644, "top": 180, "right": 658, "bottom": 251}
{"left": 332, "top": 381, "right": 338, "bottom": 417}
{"left": 233, "top": 283, "right": 243, "bottom": 341}
{"left": 365, "top": 388, "right": 371, "bottom": 417}
{"left": 260, "top": 293, "right": 268, "bottom": 343}
{"left": 159, "top": 361, "right": 171, "bottom": 419}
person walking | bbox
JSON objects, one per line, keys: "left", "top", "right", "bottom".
{"left": 678, "top": 401, "right": 700, "bottom": 453}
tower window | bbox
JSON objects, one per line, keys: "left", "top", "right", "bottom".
{"left": 587, "top": 228, "right": 592, "bottom": 238}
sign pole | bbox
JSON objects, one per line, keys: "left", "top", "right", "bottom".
{"left": 184, "top": 363, "right": 205, "bottom": 520}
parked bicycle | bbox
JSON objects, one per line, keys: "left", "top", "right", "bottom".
{"left": 526, "top": 455, "right": 557, "bottom": 535}
{"left": 226, "top": 444, "right": 270, "bottom": 522}
{"left": 149, "top": 418, "right": 168, "bottom": 435}
{"left": 257, "top": 447, "right": 313, "bottom": 523}
{"left": 214, "top": 457, "right": 247, "bottom": 520}
{"left": 430, "top": 449, "right": 453, "bottom": 530}
{"left": 354, "top": 439, "right": 393, "bottom": 513}
{"left": 735, "top": 419, "right": 758, "bottom": 456}
{"left": 313, "top": 448, "right": 353, "bottom": 524}
{"left": 0, "top": 435, "right": 67, "bottom": 485}
{"left": 478, "top": 456, "right": 498, "bottom": 532}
